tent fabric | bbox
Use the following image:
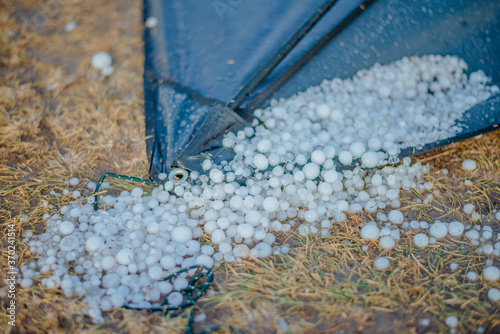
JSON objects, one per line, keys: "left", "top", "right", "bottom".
{"left": 144, "top": 0, "right": 500, "bottom": 181}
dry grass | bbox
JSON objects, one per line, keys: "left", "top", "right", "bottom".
{"left": 1, "top": 0, "right": 500, "bottom": 333}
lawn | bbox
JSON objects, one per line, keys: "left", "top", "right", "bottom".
{"left": 1, "top": 1, "right": 499, "bottom": 333}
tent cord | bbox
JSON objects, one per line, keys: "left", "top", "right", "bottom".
{"left": 124, "top": 265, "right": 244, "bottom": 334}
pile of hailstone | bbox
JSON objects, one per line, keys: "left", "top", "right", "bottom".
{"left": 19, "top": 55, "right": 499, "bottom": 322}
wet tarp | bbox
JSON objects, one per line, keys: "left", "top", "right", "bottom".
{"left": 143, "top": 0, "right": 500, "bottom": 181}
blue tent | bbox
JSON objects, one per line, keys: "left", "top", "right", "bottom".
{"left": 143, "top": 0, "right": 500, "bottom": 181}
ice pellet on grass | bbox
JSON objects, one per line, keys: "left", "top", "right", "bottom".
{"left": 465, "top": 230, "right": 480, "bottom": 240}
{"left": 448, "top": 221, "right": 464, "bottom": 237}
{"left": 379, "top": 236, "right": 395, "bottom": 250}
{"left": 429, "top": 222, "right": 448, "bottom": 239}
{"left": 483, "top": 266, "right": 500, "bottom": 281}
{"left": 488, "top": 288, "right": 500, "bottom": 301}
{"left": 64, "top": 21, "right": 76, "bottom": 32}
{"left": 69, "top": 177, "right": 79, "bottom": 186}
{"left": 194, "top": 313, "right": 207, "bottom": 323}
{"left": 46, "top": 275, "right": 61, "bottom": 289}
{"left": 482, "top": 244, "right": 494, "bottom": 255}
{"left": 91, "top": 52, "right": 112, "bottom": 70}
{"left": 462, "top": 159, "right": 477, "bottom": 171}
{"left": 374, "top": 257, "right": 390, "bottom": 271}
{"left": 101, "top": 66, "right": 114, "bottom": 76}
{"left": 388, "top": 210, "right": 404, "bottom": 225}
{"left": 445, "top": 315, "right": 458, "bottom": 328}
{"left": 413, "top": 234, "right": 429, "bottom": 248}
{"left": 463, "top": 204, "right": 475, "bottom": 214}
{"left": 360, "top": 224, "right": 380, "bottom": 240}
{"left": 420, "top": 319, "right": 430, "bottom": 327}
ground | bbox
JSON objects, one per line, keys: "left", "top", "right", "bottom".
{"left": 1, "top": 0, "right": 499, "bottom": 333}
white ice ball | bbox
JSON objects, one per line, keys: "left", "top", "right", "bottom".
{"left": 253, "top": 154, "right": 269, "bottom": 170}
{"left": 69, "top": 177, "right": 79, "bottom": 186}
{"left": 488, "top": 288, "right": 500, "bottom": 301}
{"left": 60, "top": 235, "right": 80, "bottom": 252}
{"left": 158, "top": 281, "right": 173, "bottom": 295}
{"left": 368, "top": 138, "right": 382, "bottom": 151}
{"left": 167, "top": 292, "right": 184, "bottom": 307}
{"left": 91, "top": 51, "right": 112, "bottom": 70}
{"left": 86, "top": 236, "right": 104, "bottom": 252}
{"left": 101, "top": 66, "right": 114, "bottom": 76}
{"left": 323, "top": 170, "right": 339, "bottom": 183}
{"left": 483, "top": 266, "right": 500, "bottom": 281}
{"left": 374, "top": 257, "right": 390, "bottom": 271}
{"left": 254, "top": 242, "right": 272, "bottom": 258}
{"left": 302, "top": 163, "right": 320, "bottom": 180}
{"left": 462, "top": 159, "right": 477, "bottom": 171}
{"left": 429, "top": 222, "right": 448, "bottom": 239}
{"left": 445, "top": 316, "right": 458, "bottom": 328}
{"left": 160, "top": 255, "right": 176, "bottom": 269}
{"left": 173, "top": 277, "right": 188, "bottom": 290}
{"left": 379, "top": 236, "right": 395, "bottom": 249}
{"left": 116, "top": 248, "right": 135, "bottom": 265}
{"left": 316, "top": 103, "right": 330, "bottom": 119}
{"left": 237, "top": 224, "right": 255, "bottom": 238}
{"left": 211, "top": 229, "right": 226, "bottom": 244}
{"left": 338, "top": 151, "right": 353, "bottom": 165}
{"left": 59, "top": 221, "right": 75, "bottom": 235}
{"left": 171, "top": 226, "right": 193, "bottom": 244}
{"left": 349, "top": 141, "right": 366, "bottom": 159}
{"left": 257, "top": 139, "right": 272, "bottom": 153}
{"left": 413, "top": 234, "right": 429, "bottom": 248}
{"left": 304, "top": 210, "right": 318, "bottom": 223}
{"left": 262, "top": 197, "right": 279, "bottom": 212}
{"left": 448, "top": 221, "right": 464, "bottom": 237}
{"left": 111, "top": 294, "right": 125, "bottom": 308}
{"left": 102, "top": 273, "right": 120, "bottom": 289}
{"left": 196, "top": 254, "right": 214, "bottom": 268}
{"left": 311, "top": 150, "right": 326, "bottom": 165}
{"left": 388, "top": 210, "right": 404, "bottom": 225}
{"left": 101, "top": 256, "right": 115, "bottom": 270}
{"left": 245, "top": 210, "right": 262, "bottom": 226}
{"left": 361, "top": 151, "right": 378, "bottom": 168}
{"left": 148, "top": 265, "right": 164, "bottom": 280}
{"left": 463, "top": 204, "right": 475, "bottom": 214}
{"left": 145, "top": 17, "right": 159, "bottom": 28}
{"left": 69, "top": 208, "right": 82, "bottom": 218}
{"left": 46, "top": 275, "right": 61, "bottom": 289}
{"left": 20, "top": 278, "right": 33, "bottom": 288}
{"left": 209, "top": 169, "right": 224, "bottom": 183}
{"left": 360, "top": 224, "right": 380, "bottom": 240}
